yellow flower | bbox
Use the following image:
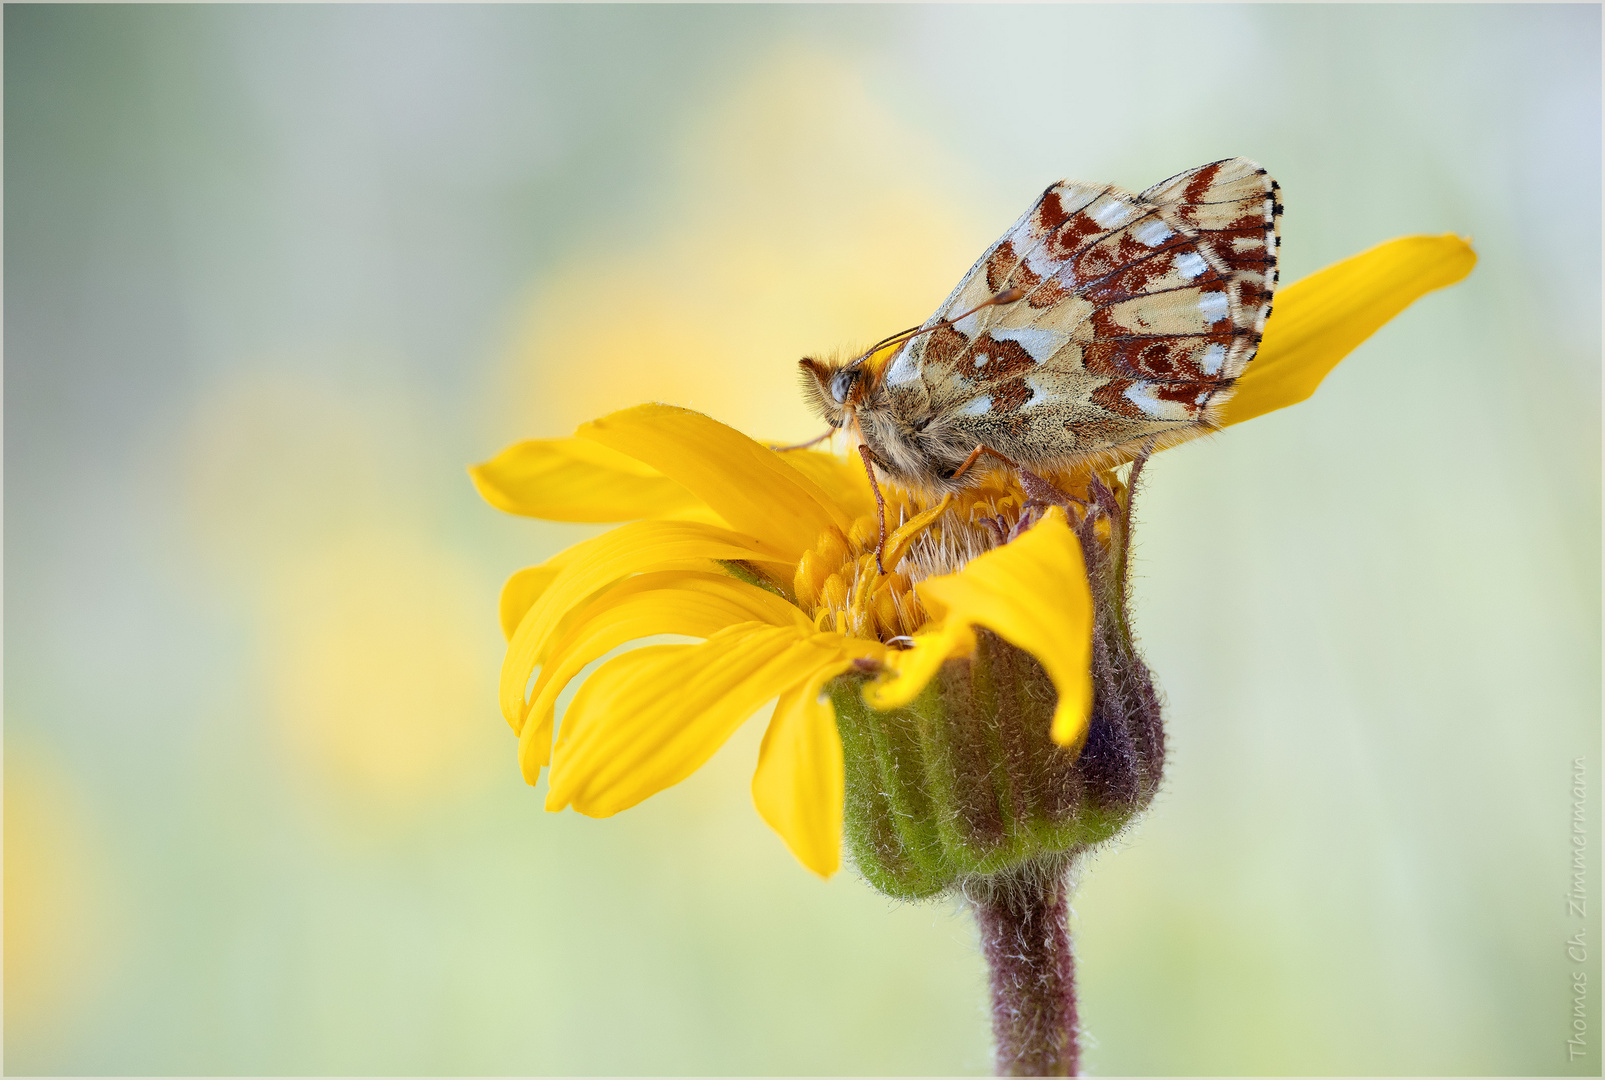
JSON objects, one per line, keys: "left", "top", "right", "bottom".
{"left": 471, "top": 234, "right": 1475, "bottom": 880}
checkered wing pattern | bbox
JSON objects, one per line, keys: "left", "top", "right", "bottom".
{"left": 880, "top": 157, "right": 1282, "bottom": 465}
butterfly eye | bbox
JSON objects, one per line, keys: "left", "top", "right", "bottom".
{"left": 829, "top": 369, "right": 858, "bottom": 405}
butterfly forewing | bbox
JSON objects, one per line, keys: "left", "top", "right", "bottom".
{"left": 882, "top": 157, "right": 1281, "bottom": 468}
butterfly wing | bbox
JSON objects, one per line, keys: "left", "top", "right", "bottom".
{"left": 882, "top": 158, "right": 1281, "bottom": 468}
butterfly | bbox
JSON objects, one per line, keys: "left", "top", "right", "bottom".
{"left": 798, "top": 158, "right": 1282, "bottom": 506}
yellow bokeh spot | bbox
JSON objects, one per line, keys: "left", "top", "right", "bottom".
{"left": 172, "top": 369, "right": 497, "bottom": 810}
{"left": 498, "top": 48, "right": 991, "bottom": 442}
{"left": 265, "top": 533, "right": 496, "bottom": 804}
{"left": 177, "top": 369, "right": 405, "bottom": 581}
{"left": 4, "top": 747, "right": 118, "bottom": 1044}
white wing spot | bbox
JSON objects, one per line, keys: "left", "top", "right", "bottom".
{"left": 1199, "top": 342, "right": 1227, "bottom": 375}
{"left": 1132, "top": 219, "right": 1173, "bottom": 247}
{"left": 1023, "top": 245, "right": 1059, "bottom": 278}
{"left": 1123, "top": 383, "right": 1166, "bottom": 418}
{"left": 1194, "top": 389, "right": 1211, "bottom": 405}
{"left": 1175, "top": 251, "right": 1208, "bottom": 281}
{"left": 1023, "top": 375, "right": 1052, "bottom": 409}
{"left": 989, "top": 326, "right": 1069, "bottom": 364}
{"left": 886, "top": 348, "right": 919, "bottom": 386}
{"left": 958, "top": 395, "right": 992, "bottom": 417}
{"left": 1198, "top": 290, "right": 1230, "bottom": 324}
{"left": 1091, "top": 199, "right": 1136, "bottom": 229}
{"left": 974, "top": 352, "right": 989, "bottom": 369}
{"left": 952, "top": 312, "right": 982, "bottom": 337}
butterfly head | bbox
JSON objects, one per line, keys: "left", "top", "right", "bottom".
{"left": 798, "top": 354, "right": 876, "bottom": 430}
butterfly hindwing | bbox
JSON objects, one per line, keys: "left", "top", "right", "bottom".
{"left": 1142, "top": 157, "right": 1281, "bottom": 346}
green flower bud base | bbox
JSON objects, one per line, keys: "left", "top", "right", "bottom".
{"left": 832, "top": 627, "right": 1163, "bottom": 896}
{"left": 833, "top": 462, "right": 1165, "bottom": 1076}
{"left": 832, "top": 631, "right": 1134, "bottom": 900}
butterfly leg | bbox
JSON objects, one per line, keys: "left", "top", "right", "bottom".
{"left": 1017, "top": 468, "right": 1082, "bottom": 511}
{"left": 948, "top": 443, "right": 1019, "bottom": 483}
{"left": 856, "top": 444, "right": 889, "bottom": 573}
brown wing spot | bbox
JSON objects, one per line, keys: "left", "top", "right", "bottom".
{"left": 1070, "top": 234, "right": 1126, "bottom": 285}
{"left": 1080, "top": 244, "right": 1222, "bottom": 305}
{"left": 923, "top": 324, "right": 970, "bottom": 371}
{"left": 1003, "top": 250, "right": 1044, "bottom": 296}
{"left": 1045, "top": 208, "right": 1111, "bottom": 261}
{"left": 1235, "top": 274, "right": 1270, "bottom": 313}
{"left": 1150, "top": 381, "right": 1214, "bottom": 407}
{"left": 1082, "top": 332, "right": 1237, "bottom": 380}
{"left": 990, "top": 376, "right": 1033, "bottom": 414}
{"left": 985, "top": 240, "right": 1019, "bottom": 293}
{"left": 967, "top": 334, "right": 1037, "bottom": 382}
{"left": 1031, "top": 189, "right": 1071, "bottom": 235}
{"left": 1087, "top": 305, "right": 1125, "bottom": 339}
{"left": 1194, "top": 226, "right": 1273, "bottom": 270}
{"left": 1180, "top": 162, "right": 1225, "bottom": 203}
{"left": 1089, "top": 378, "right": 1147, "bottom": 419}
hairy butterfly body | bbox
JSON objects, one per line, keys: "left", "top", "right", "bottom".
{"left": 800, "top": 157, "right": 1283, "bottom": 495}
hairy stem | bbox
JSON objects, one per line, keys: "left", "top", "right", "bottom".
{"left": 974, "top": 872, "right": 1080, "bottom": 1077}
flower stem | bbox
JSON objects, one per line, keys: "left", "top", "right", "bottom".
{"left": 974, "top": 870, "right": 1081, "bottom": 1077}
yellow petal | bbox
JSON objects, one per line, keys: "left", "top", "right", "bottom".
{"left": 752, "top": 660, "right": 853, "bottom": 878}
{"left": 547, "top": 624, "right": 848, "bottom": 817}
{"left": 1223, "top": 234, "right": 1476, "bottom": 426}
{"left": 771, "top": 447, "right": 875, "bottom": 520}
{"left": 470, "top": 437, "right": 707, "bottom": 522}
{"left": 865, "top": 621, "right": 974, "bottom": 711}
{"left": 497, "top": 551, "right": 620, "bottom": 733}
{"left": 499, "top": 520, "right": 792, "bottom": 727}
{"left": 869, "top": 507, "right": 1094, "bottom": 749}
{"left": 578, "top": 404, "right": 853, "bottom": 560}
{"left": 499, "top": 562, "right": 567, "bottom": 642}
{"left": 517, "top": 572, "right": 813, "bottom": 782}
{"left": 882, "top": 494, "right": 954, "bottom": 571}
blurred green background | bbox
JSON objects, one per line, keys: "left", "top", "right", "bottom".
{"left": 5, "top": 4, "right": 1599, "bottom": 1075}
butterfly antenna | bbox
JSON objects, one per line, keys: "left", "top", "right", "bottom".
{"left": 853, "top": 287, "right": 1026, "bottom": 366}
{"left": 771, "top": 430, "right": 834, "bottom": 452}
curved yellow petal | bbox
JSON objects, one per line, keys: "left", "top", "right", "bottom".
{"left": 1224, "top": 234, "right": 1477, "bottom": 426}
{"left": 547, "top": 623, "right": 848, "bottom": 817}
{"left": 578, "top": 405, "right": 853, "bottom": 560}
{"left": 865, "top": 621, "right": 974, "bottom": 711}
{"left": 499, "top": 520, "right": 792, "bottom": 727}
{"left": 869, "top": 507, "right": 1094, "bottom": 749}
{"left": 516, "top": 572, "right": 813, "bottom": 782}
{"left": 752, "top": 660, "right": 853, "bottom": 878}
{"left": 499, "top": 563, "right": 566, "bottom": 641}
{"left": 771, "top": 447, "right": 876, "bottom": 520}
{"left": 470, "top": 437, "right": 707, "bottom": 522}
{"left": 498, "top": 550, "right": 620, "bottom": 732}
{"left": 882, "top": 494, "right": 954, "bottom": 571}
